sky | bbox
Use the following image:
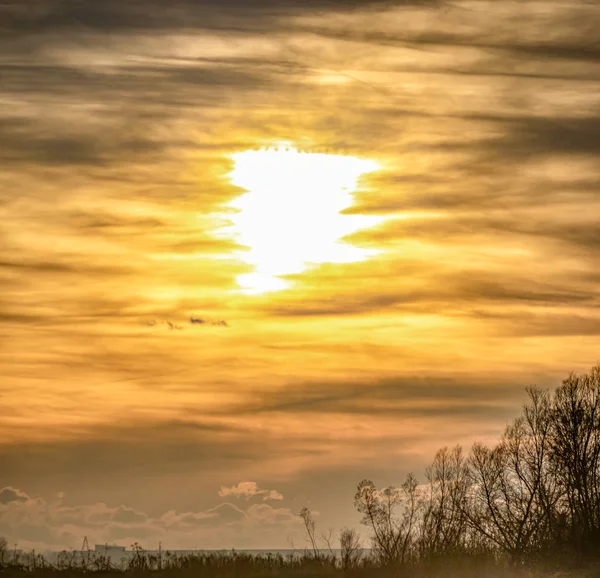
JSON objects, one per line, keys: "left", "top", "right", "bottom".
{"left": 1, "top": 0, "right": 600, "bottom": 552}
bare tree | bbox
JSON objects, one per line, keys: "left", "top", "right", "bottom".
{"left": 517, "top": 387, "right": 562, "bottom": 548}
{"left": 549, "top": 365, "right": 600, "bottom": 550}
{"left": 419, "top": 445, "right": 471, "bottom": 559}
{"left": 354, "top": 474, "right": 419, "bottom": 567}
{"left": 457, "top": 386, "right": 565, "bottom": 564}
{"left": 299, "top": 507, "right": 319, "bottom": 557}
{"left": 321, "top": 528, "right": 336, "bottom": 557}
{"left": 339, "top": 528, "right": 362, "bottom": 571}
{"left": 0, "top": 537, "right": 7, "bottom": 565}
{"left": 465, "top": 442, "right": 515, "bottom": 556}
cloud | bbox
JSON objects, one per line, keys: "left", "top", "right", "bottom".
{"left": 1, "top": 0, "right": 441, "bottom": 39}
{"left": 0, "top": 487, "right": 299, "bottom": 551}
{"left": 0, "top": 0, "right": 599, "bottom": 552}
{"left": 215, "top": 376, "right": 526, "bottom": 420}
{"left": 0, "top": 487, "right": 29, "bottom": 505}
{"left": 263, "top": 267, "right": 598, "bottom": 319}
{"left": 161, "top": 503, "right": 247, "bottom": 531}
{"left": 218, "top": 482, "right": 284, "bottom": 501}
{"left": 218, "top": 482, "right": 264, "bottom": 499}
{"left": 246, "top": 503, "right": 297, "bottom": 525}
{"left": 190, "top": 317, "right": 229, "bottom": 327}
{"left": 264, "top": 490, "right": 284, "bottom": 501}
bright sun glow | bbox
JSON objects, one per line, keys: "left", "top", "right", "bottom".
{"left": 226, "top": 145, "right": 383, "bottom": 294}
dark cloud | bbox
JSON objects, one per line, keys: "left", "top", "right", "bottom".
{"left": 190, "top": 317, "right": 229, "bottom": 327}
{"left": 0, "top": 260, "right": 75, "bottom": 273}
{"left": 298, "top": 3, "right": 600, "bottom": 67}
{"left": 0, "top": 60, "right": 304, "bottom": 174}
{"left": 67, "top": 211, "right": 164, "bottom": 231}
{"left": 0, "top": 258, "right": 134, "bottom": 276}
{"left": 0, "top": 311, "right": 45, "bottom": 323}
{"left": 211, "top": 375, "right": 525, "bottom": 419}
{"left": 1, "top": 0, "right": 441, "bottom": 36}
{"left": 0, "top": 110, "right": 174, "bottom": 168}
{"left": 0, "top": 486, "right": 29, "bottom": 505}
{"left": 0, "top": 420, "right": 284, "bottom": 481}
{"left": 499, "top": 41, "right": 600, "bottom": 64}
{"left": 266, "top": 270, "right": 598, "bottom": 318}
{"left": 466, "top": 115, "right": 600, "bottom": 161}
{"left": 0, "top": 64, "right": 278, "bottom": 98}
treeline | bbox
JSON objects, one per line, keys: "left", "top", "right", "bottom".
{"left": 351, "top": 364, "right": 600, "bottom": 569}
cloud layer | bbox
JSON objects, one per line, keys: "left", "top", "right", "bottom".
{"left": 0, "top": 487, "right": 299, "bottom": 551}
{"left": 1, "top": 0, "right": 599, "bottom": 551}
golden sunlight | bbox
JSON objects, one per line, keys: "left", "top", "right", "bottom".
{"left": 226, "top": 145, "right": 383, "bottom": 294}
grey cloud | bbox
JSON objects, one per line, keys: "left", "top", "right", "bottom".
{"left": 0, "top": 419, "right": 304, "bottom": 484}
{"left": 0, "top": 113, "right": 173, "bottom": 168}
{"left": 0, "top": 380, "right": 512, "bottom": 501}
{"left": 476, "top": 115, "right": 600, "bottom": 160}
{"left": 216, "top": 376, "right": 525, "bottom": 419}
{"left": 428, "top": 38, "right": 600, "bottom": 66}
{"left": 0, "top": 487, "right": 297, "bottom": 550}
{"left": 0, "top": 60, "right": 296, "bottom": 172}
{"left": 0, "top": 63, "right": 278, "bottom": 101}
{"left": 484, "top": 39, "right": 600, "bottom": 65}
{"left": 1, "top": 0, "right": 441, "bottom": 36}
{"left": 299, "top": 2, "right": 599, "bottom": 66}
{"left": 0, "top": 487, "right": 29, "bottom": 505}
{"left": 386, "top": 113, "right": 600, "bottom": 164}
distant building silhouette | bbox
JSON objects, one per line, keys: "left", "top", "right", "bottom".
{"left": 95, "top": 544, "right": 126, "bottom": 555}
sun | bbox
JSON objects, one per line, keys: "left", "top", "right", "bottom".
{"left": 226, "top": 144, "right": 383, "bottom": 294}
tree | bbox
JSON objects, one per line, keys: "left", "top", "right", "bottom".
{"left": 459, "top": 385, "right": 568, "bottom": 564}
{"left": 514, "top": 387, "right": 561, "bottom": 549}
{"left": 549, "top": 365, "right": 600, "bottom": 550}
{"left": 419, "top": 445, "right": 471, "bottom": 559}
{"left": 0, "top": 537, "right": 6, "bottom": 564}
{"left": 339, "top": 528, "right": 362, "bottom": 571}
{"left": 354, "top": 475, "right": 419, "bottom": 567}
{"left": 350, "top": 366, "right": 600, "bottom": 567}
{"left": 299, "top": 507, "right": 319, "bottom": 557}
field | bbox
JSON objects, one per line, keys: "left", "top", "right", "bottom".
{"left": 3, "top": 549, "right": 600, "bottom": 578}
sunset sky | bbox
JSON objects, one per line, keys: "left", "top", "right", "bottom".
{"left": 1, "top": 0, "right": 600, "bottom": 552}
